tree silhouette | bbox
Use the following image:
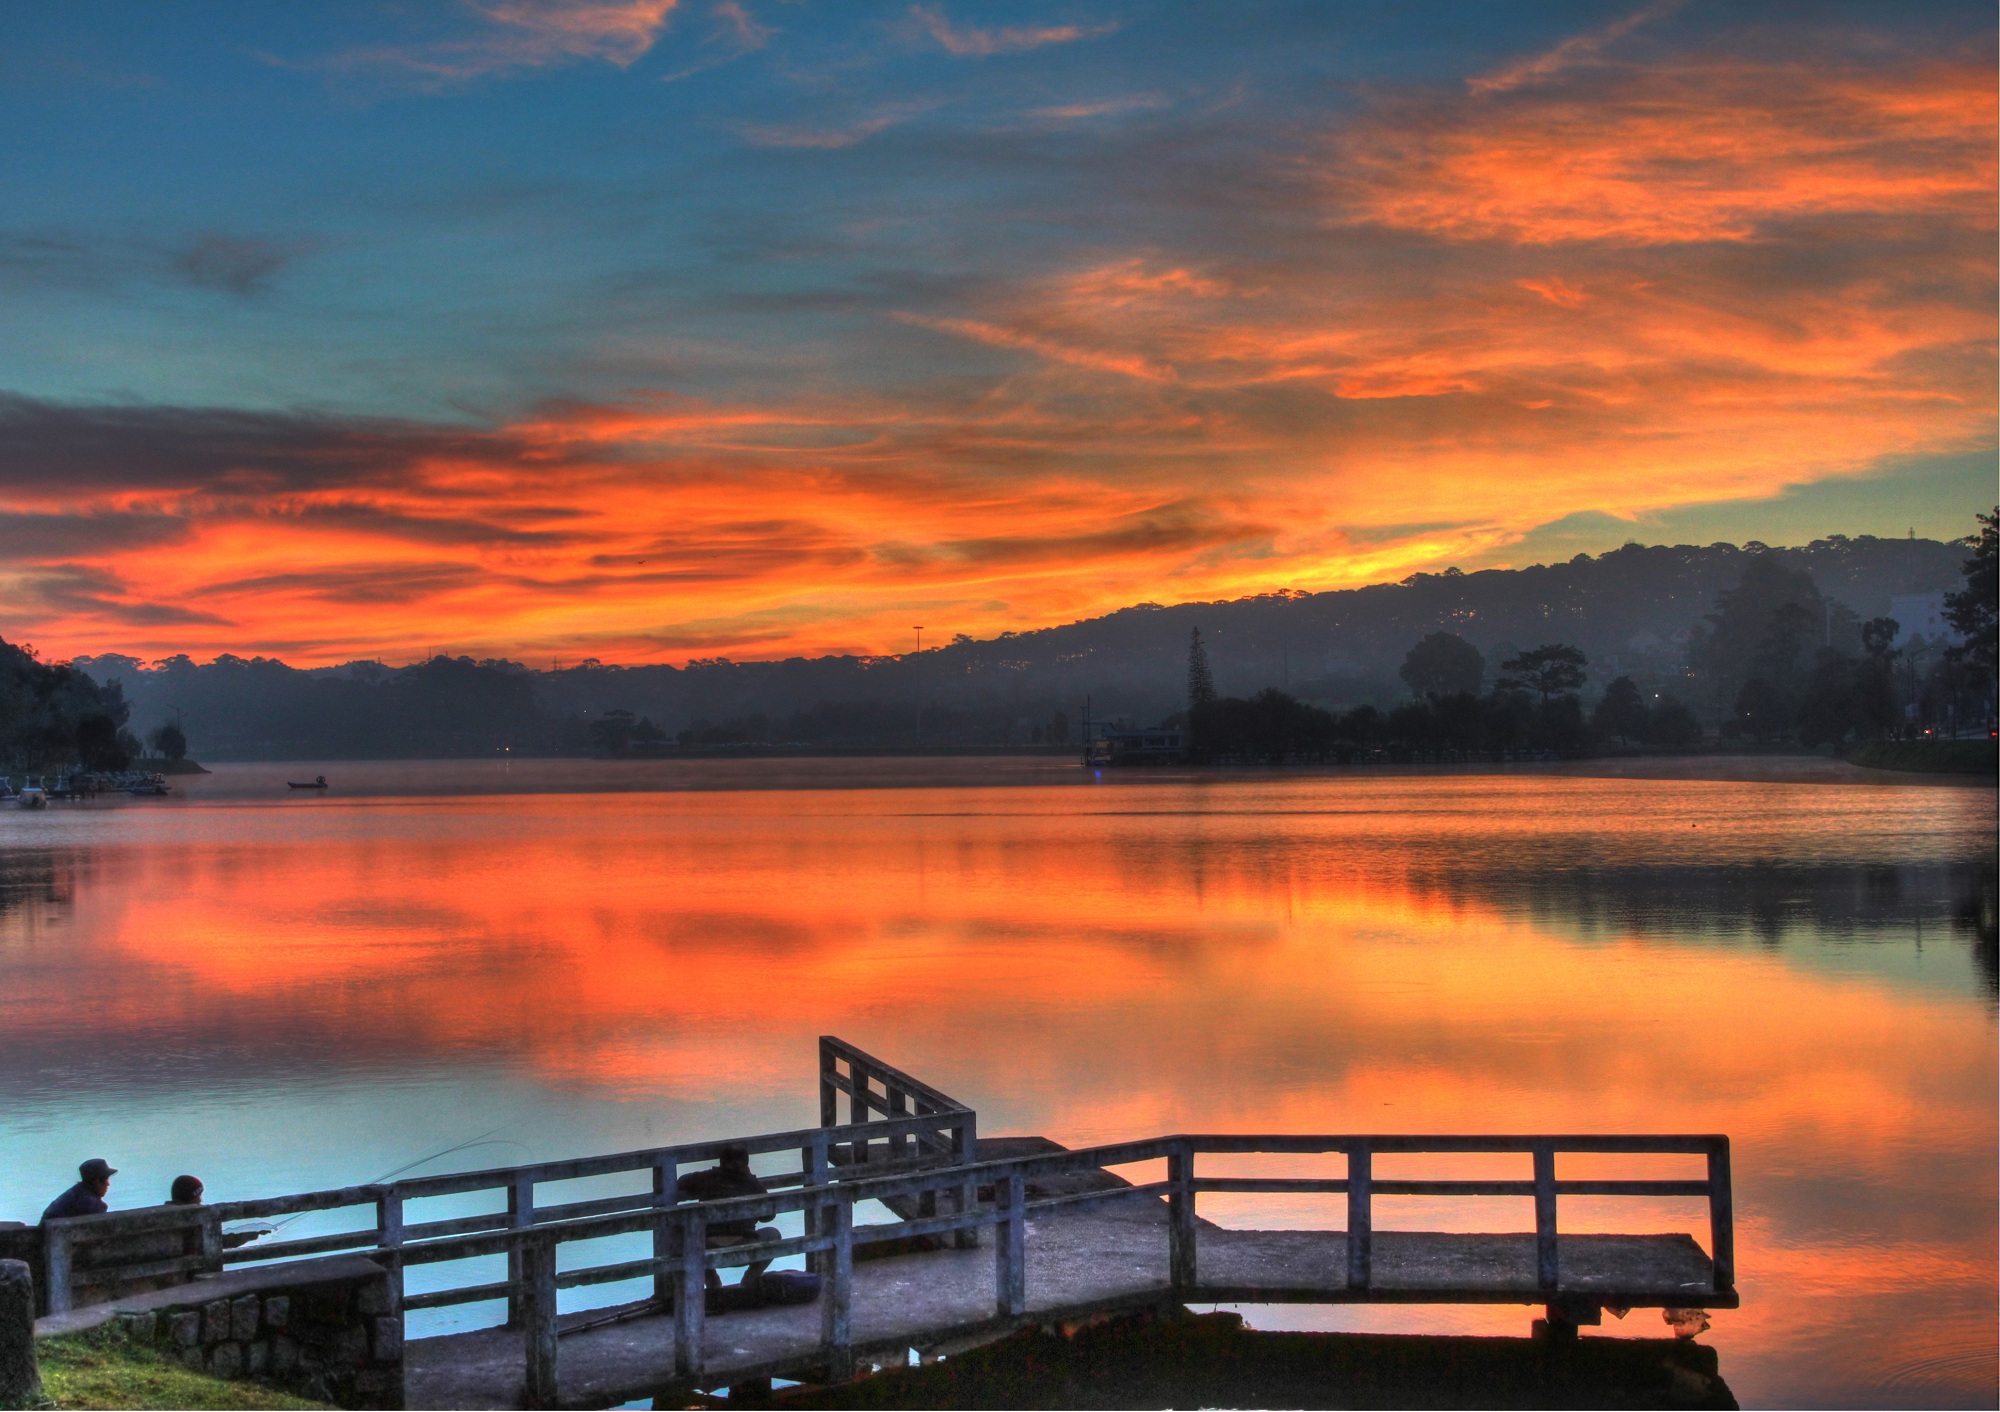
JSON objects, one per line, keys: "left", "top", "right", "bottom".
{"left": 1495, "top": 645, "right": 1587, "bottom": 705}
{"left": 1643, "top": 695, "right": 1703, "bottom": 746}
{"left": 1187, "top": 628, "right": 1216, "bottom": 708}
{"left": 149, "top": 721, "right": 187, "bottom": 761}
{"left": 1592, "top": 676, "right": 1648, "bottom": 744}
{"left": 1944, "top": 507, "right": 1997, "bottom": 681}
{"left": 1399, "top": 632, "right": 1484, "bottom": 698}
{"left": 1690, "top": 556, "right": 1826, "bottom": 722}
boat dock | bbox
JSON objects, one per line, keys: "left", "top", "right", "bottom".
{"left": 36, "top": 1038, "right": 1737, "bottom": 1409}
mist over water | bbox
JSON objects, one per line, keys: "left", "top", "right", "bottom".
{"left": 0, "top": 760, "right": 1992, "bottom": 1407}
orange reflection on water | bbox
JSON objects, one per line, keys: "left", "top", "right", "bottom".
{"left": 0, "top": 768, "right": 1992, "bottom": 1404}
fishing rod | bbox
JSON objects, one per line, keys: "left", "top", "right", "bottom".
{"left": 235, "top": 1126, "right": 532, "bottom": 1237}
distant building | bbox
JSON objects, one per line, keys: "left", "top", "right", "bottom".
{"left": 1888, "top": 592, "right": 1956, "bottom": 647}
{"left": 1084, "top": 726, "right": 1185, "bottom": 766}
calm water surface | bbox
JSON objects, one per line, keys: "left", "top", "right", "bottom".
{"left": 0, "top": 759, "right": 1992, "bottom": 1408}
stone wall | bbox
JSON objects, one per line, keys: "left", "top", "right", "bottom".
{"left": 0, "top": 1229, "right": 38, "bottom": 1314}
{"left": 35, "top": 1254, "right": 403, "bottom": 1410}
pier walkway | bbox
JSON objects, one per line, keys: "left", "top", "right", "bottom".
{"left": 40, "top": 1039, "right": 1736, "bottom": 1409}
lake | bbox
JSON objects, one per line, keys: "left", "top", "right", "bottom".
{"left": 0, "top": 759, "right": 1992, "bottom": 1407}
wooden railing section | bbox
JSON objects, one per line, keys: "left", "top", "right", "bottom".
{"left": 38, "top": 1043, "right": 1735, "bottom": 1410}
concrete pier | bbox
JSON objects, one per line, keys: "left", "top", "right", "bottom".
{"left": 408, "top": 1169, "right": 1722, "bottom": 1408}
{"left": 31, "top": 1039, "right": 1736, "bottom": 1411}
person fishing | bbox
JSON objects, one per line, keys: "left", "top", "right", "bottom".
{"left": 41, "top": 1158, "right": 115, "bottom": 1221}
{"left": 676, "top": 1146, "right": 781, "bottom": 1294}
{"left": 167, "top": 1174, "right": 262, "bottom": 1247}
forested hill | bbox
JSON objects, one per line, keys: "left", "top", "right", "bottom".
{"left": 76, "top": 532, "right": 1969, "bottom": 759}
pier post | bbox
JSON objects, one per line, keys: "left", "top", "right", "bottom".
{"left": 376, "top": 1189, "right": 406, "bottom": 1318}
{"left": 675, "top": 1209, "right": 706, "bottom": 1379}
{"left": 953, "top": 1117, "right": 979, "bottom": 1249}
{"left": 888, "top": 1086, "right": 910, "bottom": 1162}
{"left": 1533, "top": 1144, "right": 1559, "bottom": 1291}
{"left": 819, "top": 1040, "right": 838, "bottom": 1129}
{"left": 820, "top": 1199, "right": 853, "bottom": 1382}
{"left": 1167, "top": 1143, "right": 1197, "bottom": 1293}
{"left": 1707, "top": 1140, "right": 1735, "bottom": 1291}
{"left": 651, "top": 1157, "right": 678, "bottom": 1308}
{"left": 197, "top": 1207, "right": 224, "bottom": 1277}
{"left": 1345, "top": 1144, "right": 1372, "bottom": 1290}
{"left": 507, "top": 1172, "right": 535, "bottom": 1327}
{"left": 995, "top": 1172, "right": 1026, "bottom": 1318}
{"left": 803, "top": 1134, "right": 828, "bottom": 1275}
{"left": 41, "top": 1225, "right": 71, "bottom": 1316}
{"left": 521, "top": 1236, "right": 560, "bottom": 1409}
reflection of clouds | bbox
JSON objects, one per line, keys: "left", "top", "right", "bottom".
{"left": 0, "top": 776, "right": 1990, "bottom": 1400}
{"left": 0, "top": 848, "right": 71, "bottom": 919}
{"left": 2, "top": 776, "right": 1986, "bottom": 1093}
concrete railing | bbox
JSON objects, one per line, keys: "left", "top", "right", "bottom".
{"left": 32, "top": 1041, "right": 1735, "bottom": 1409}
{"left": 373, "top": 1130, "right": 1734, "bottom": 1401}
{"left": 41, "top": 1037, "right": 978, "bottom": 1321}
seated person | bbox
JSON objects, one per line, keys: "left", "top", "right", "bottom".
{"left": 42, "top": 1158, "right": 115, "bottom": 1221}
{"left": 167, "top": 1175, "right": 262, "bottom": 1248}
{"left": 675, "top": 1146, "right": 780, "bottom": 1291}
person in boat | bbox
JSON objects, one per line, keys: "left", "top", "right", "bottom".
{"left": 676, "top": 1146, "right": 781, "bottom": 1292}
{"left": 167, "top": 1174, "right": 262, "bottom": 1247}
{"left": 42, "top": 1158, "right": 116, "bottom": 1221}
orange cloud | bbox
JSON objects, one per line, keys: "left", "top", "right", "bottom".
{"left": 910, "top": 5, "right": 1116, "bottom": 58}
{"left": 1334, "top": 56, "right": 1995, "bottom": 246}
{"left": 310, "top": 0, "right": 679, "bottom": 85}
{"left": 2, "top": 35, "right": 1992, "bottom": 665}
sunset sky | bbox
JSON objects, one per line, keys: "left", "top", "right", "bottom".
{"left": 1, "top": 1, "right": 1993, "bottom": 665}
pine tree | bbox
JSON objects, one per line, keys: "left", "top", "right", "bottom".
{"left": 1188, "top": 627, "right": 1216, "bottom": 708}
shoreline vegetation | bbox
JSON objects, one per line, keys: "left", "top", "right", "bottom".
{"left": 156, "top": 750, "right": 1992, "bottom": 788}
{"left": 1848, "top": 738, "right": 1996, "bottom": 775}
{"left": 131, "top": 756, "right": 209, "bottom": 775}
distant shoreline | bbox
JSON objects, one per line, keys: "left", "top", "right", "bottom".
{"left": 133, "top": 757, "right": 210, "bottom": 774}
{"left": 1534, "top": 753, "right": 1993, "bottom": 788}
{"left": 165, "top": 751, "right": 1992, "bottom": 789}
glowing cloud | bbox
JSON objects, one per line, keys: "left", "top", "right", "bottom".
{"left": 312, "top": 0, "right": 679, "bottom": 84}
{"left": 910, "top": 5, "right": 1116, "bottom": 58}
{"left": 0, "top": 14, "right": 1991, "bottom": 664}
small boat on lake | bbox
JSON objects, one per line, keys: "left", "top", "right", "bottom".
{"left": 125, "top": 773, "right": 171, "bottom": 796}
{"left": 17, "top": 777, "right": 48, "bottom": 809}
{"left": 287, "top": 775, "right": 329, "bottom": 790}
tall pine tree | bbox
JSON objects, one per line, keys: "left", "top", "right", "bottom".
{"left": 1188, "top": 627, "right": 1216, "bottom": 708}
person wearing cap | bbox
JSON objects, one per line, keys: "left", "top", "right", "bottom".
{"left": 41, "top": 1159, "right": 116, "bottom": 1221}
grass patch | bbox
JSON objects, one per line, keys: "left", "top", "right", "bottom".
{"left": 35, "top": 1325, "right": 329, "bottom": 1411}
{"left": 1849, "top": 739, "right": 1997, "bottom": 775}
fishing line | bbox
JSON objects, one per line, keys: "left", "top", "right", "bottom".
{"left": 241, "top": 1125, "right": 531, "bottom": 1236}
